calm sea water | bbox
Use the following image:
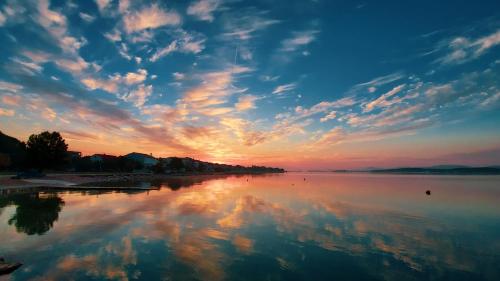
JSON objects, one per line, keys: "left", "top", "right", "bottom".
{"left": 1, "top": 173, "right": 500, "bottom": 281}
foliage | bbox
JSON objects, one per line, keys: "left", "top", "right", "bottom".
{"left": 1, "top": 193, "right": 65, "bottom": 235}
{"left": 152, "top": 159, "right": 165, "bottom": 174}
{"left": 26, "top": 131, "right": 68, "bottom": 170}
{"left": 0, "top": 131, "right": 26, "bottom": 170}
{"left": 74, "top": 155, "right": 143, "bottom": 172}
{"left": 168, "top": 157, "right": 184, "bottom": 170}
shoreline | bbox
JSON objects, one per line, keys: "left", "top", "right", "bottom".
{"left": 0, "top": 171, "right": 285, "bottom": 191}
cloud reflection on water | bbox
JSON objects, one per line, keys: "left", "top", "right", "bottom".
{"left": 1, "top": 173, "right": 499, "bottom": 280}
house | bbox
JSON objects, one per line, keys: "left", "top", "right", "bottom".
{"left": 66, "top": 151, "right": 82, "bottom": 160}
{"left": 124, "top": 152, "right": 158, "bottom": 167}
{"left": 89, "top": 154, "right": 116, "bottom": 162}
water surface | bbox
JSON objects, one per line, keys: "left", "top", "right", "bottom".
{"left": 1, "top": 173, "right": 500, "bottom": 280}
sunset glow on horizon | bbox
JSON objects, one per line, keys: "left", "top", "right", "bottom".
{"left": 1, "top": 0, "right": 500, "bottom": 169}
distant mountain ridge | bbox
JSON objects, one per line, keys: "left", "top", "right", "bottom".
{"left": 369, "top": 166, "right": 500, "bottom": 175}
{"left": 428, "top": 165, "right": 470, "bottom": 169}
{"left": 325, "top": 164, "right": 500, "bottom": 175}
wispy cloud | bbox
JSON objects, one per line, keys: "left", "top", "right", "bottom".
{"left": 123, "top": 84, "right": 152, "bottom": 107}
{"left": 181, "top": 66, "right": 252, "bottom": 112}
{"left": 173, "top": 72, "right": 185, "bottom": 80}
{"left": 435, "top": 29, "right": 500, "bottom": 65}
{"left": 79, "top": 12, "right": 95, "bottom": 23}
{"left": 235, "top": 95, "right": 258, "bottom": 111}
{"left": 187, "top": 0, "right": 221, "bottom": 22}
{"left": 0, "top": 108, "right": 15, "bottom": 116}
{"left": 272, "top": 83, "right": 296, "bottom": 95}
{"left": 280, "top": 30, "right": 319, "bottom": 52}
{"left": 480, "top": 91, "right": 500, "bottom": 108}
{"left": 222, "top": 9, "right": 279, "bottom": 40}
{"left": 104, "top": 29, "right": 121, "bottom": 42}
{"left": 364, "top": 84, "right": 406, "bottom": 112}
{"left": 350, "top": 72, "right": 405, "bottom": 94}
{"left": 81, "top": 76, "right": 119, "bottom": 93}
{"left": 95, "top": 0, "right": 111, "bottom": 13}
{"left": 293, "top": 97, "right": 356, "bottom": 120}
{"left": 150, "top": 31, "right": 205, "bottom": 62}
{"left": 124, "top": 69, "right": 147, "bottom": 85}
{"left": 0, "top": 11, "right": 5, "bottom": 26}
{"left": 123, "top": 4, "right": 181, "bottom": 34}
{"left": 320, "top": 111, "right": 337, "bottom": 122}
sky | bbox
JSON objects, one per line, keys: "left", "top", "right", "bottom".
{"left": 0, "top": 0, "right": 499, "bottom": 170}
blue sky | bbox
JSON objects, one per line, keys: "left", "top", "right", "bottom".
{"left": 0, "top": 0, "right": 499, "bottom": 169}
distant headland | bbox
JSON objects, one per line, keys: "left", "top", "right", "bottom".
{"left": 326, "top": 165, "right": 500, "bottom": 175}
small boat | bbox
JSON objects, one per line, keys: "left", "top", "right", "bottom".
{"left": 0, "top": 258, "right": 22, "bottom": 275}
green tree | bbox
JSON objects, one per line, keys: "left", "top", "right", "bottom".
{"left": 168, "top": 157, "right": 184, "bottom": 171}
{"left": 26, "top": 131, "right": 68, "bottom": 170}
{"left": 152, "top": 160, "right": 165, "bottom": 174}
{"left": 2, "top": 192, "right": 65, "bottom": 235}
{"left": 0, "top": 131, "right": 26, "bottom": 170}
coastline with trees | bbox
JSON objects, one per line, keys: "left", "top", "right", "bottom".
{"left": 0, "top": 130, "right": 285, "bottom": 190}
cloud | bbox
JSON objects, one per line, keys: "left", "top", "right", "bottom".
{"left": 350, "top": 72, "right": 405, "bottom": 94}
{"left": 272, "top": 83, "right": 296, "bottom": 95}
{"left": 222, "top": 9, "right": 280, "bottom": 40}
{"left": 36, "top": 0, "right": 87, "bottom": 55}
{"left": 235, "top": 95, "right": 258, "bottom": 111}
{"left": 1, "top": 94, "right": 22, "bottom": 106}
{"left": 187, "top": 0, "right": 221, "bottom": 22}
{"left": 119, "top": 0, "right": 130, "bottom": 14}
{"left": 0, "top": 11, "right": 5, "bottom": 26}
{"left": 9, "top": 70, "right": 196, "bottom": 154}
{"left": 150, "top": 32, "right": 205, "bottom": 62}
{"left": 31, "top": 0, "right": 90, "bottom": 77}
{"left": 181, "top": 66, "right": 252, "bottom": 113}
{"left": 54, "top": 57, "right": 89, "bottom": 74}
{"left": 79, "top": 12, "right": 95, "bottom": 23}
{"left": 0, "top": 108, "right": 15, "bottom": 116}
{"left": 82, "top": 67, "right": 149, "bottom": 95}
{"left": 320, "top": 111, "right": 337, "bottom": 122}
{"left": 232, "top": 235, "right": 254, "bottom": 254}
{"left": 364, "top": 84, "right": 406, "bottom": 112}
{"left": 124, "top": 84, "right": 152, "bottom": 107}
{"left": 315, "top": 127, "right": 344, "bottom": 146}
{"left": 123, "top": 4, "right": 181, "bottom": 34}
{"left": 281, "top": 30, "right": 319, "bottom": 52}
{"left": 104, "top": 29, "right": 122, "bottom": 42}
{"left": 0, "top": 81, "right": 23, "bottom": 92}
{"left": 124, "top": 69, "right": 148, "bottom": 85}
{"left": 315, "top": 117, "right": 434, "bottom": 148}
{"left": 173, "top": 72, "right": 185, "bottom": 80}
{"left": 42, "top": 106, "right": 57, "bottom": 121}
{"left": 480, "top": 91, "right": 500, "bottom": 108}
{"left": 436, "top": 29, "right": 500, "bottom": 65}
{"left": 9, "top": 57, "right": 43, "bottom": 75}
{"left": 150, "top": 41, "right": 177, "bottom": 62}
{"left": 182, "top": 126, "right": 215, "bottom": 139}
{"left": 81, "top": 77, "right": 118, "bottom": 93}
{"left": 118, "top": 42, "right": 132, "bottom": 60}
{"left": 293, "top": 97, "right": 356, "bottom": 120}
{"left": 95, "top": 0, "right": 111, "bottom": 13}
